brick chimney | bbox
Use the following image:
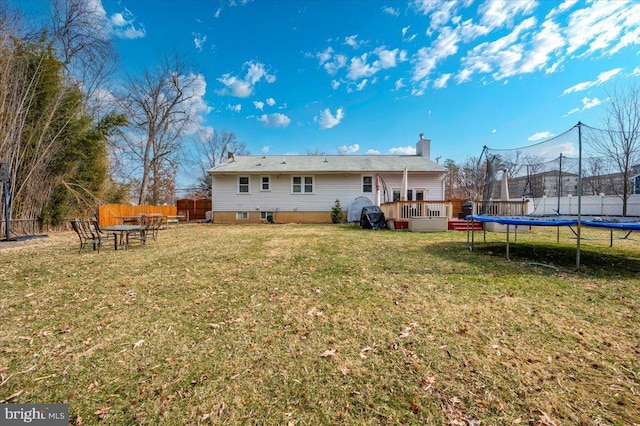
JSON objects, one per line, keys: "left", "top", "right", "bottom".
{"left": 416, "top": 134, "right": 430, "bottom": 159}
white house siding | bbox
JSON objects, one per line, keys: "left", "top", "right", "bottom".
{"left": 211, "top": 171, "right": 444, "bottom": 213}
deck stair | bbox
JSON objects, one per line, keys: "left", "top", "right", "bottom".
{"left": 448, "top": 219, "right": 483, "bottom": 231}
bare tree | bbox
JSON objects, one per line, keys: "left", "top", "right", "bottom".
{"left": 115, "top": 55, "right": 203, "bottom": 205}
{"left": 583, "top": 156, "right": 608, "bottom": 195}
{"left": 590, "top": 83, "right": 640, "bottom": 215}
{"left": 305, "top": 148, "right": 328, "bottom": 156}
{"left": 50, "top": 0, "right": 117, "bottom": 114}
{"left": 193, "top": 128, "right": 247, "bottom": 197}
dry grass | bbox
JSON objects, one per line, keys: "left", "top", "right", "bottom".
{"left": 1, "top": 224, "right": 639, "bottom": 425}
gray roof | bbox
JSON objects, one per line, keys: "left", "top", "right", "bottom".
{"left": 208, "top": 155, "right": 446, "bottom": 174}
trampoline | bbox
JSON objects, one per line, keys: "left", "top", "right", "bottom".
{"left": 466, "top": 122, "right": 640, "bottom": 270}
{"left": 467, "top": 214, "right": 640, "bottom": 269}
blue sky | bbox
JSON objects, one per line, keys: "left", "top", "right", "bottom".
{"left": 15, "top": 0, "right": 640, "bottom": 182}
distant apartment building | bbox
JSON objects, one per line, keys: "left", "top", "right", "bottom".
{"left": 502, "top": 171, "right": 579, "bottom": 198}
{"left": 496, "top": 164, "right": 640, "bottom": 198}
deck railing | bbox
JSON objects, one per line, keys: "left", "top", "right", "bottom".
{"left": 381, "top": 201, "right": 452, "bottom": 220}
{"left": 474, "top": 200, "right": 529, "bottom": 216}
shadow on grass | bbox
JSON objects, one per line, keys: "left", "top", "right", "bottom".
{"left": 428, "top": 240, "right": 640, "bottom": 278}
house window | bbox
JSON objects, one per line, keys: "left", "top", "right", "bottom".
{"left": 415, "top": 189, "right": 425, "bottom": 201}
{"left": 393, "top": 189, "right": 414, "bottom": 201}
{"left": 362, "top": 176, "right": 373, "bottom": 193}
{"left": 634, "top": 176, "right": 640, "bottom": 195}
{"left": 292, "top": 176, "right": 314, "bottom": 193}
{"left": 261, "top": 176, "right": 270, "bottom": 191}
{"left": 238, "top": 176, "right": 250, "bottom": 193}
{"left": 236, "top": 212, "right": 248, "bottom": 220}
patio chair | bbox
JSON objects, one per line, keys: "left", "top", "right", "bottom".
{"left": 89, "top": 217, "right": 110, "bottom": 242}
{"left": 70, "top": 218, "right": 104, "bottom": 252}
{"left": 130, "top": 215, "right": 160, "bottom": 246}
{"left": 147, "top": 215, "right": 162, "bottom": 243}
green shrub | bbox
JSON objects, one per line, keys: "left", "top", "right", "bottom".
{"left": 331, "top": 199, "right": 344, "bottom": 223}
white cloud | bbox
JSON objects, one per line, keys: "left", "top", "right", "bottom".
{"left": 411, "top": 47, "right": 437, "bottom": 82}
{"left": 266, "top": 97, "right": 276, "bottom": 106}
{"left": 491, "top": 129, "right": 497, "bottom": 134}
{"left": 316, "top": 107, "right": 345, "bottom": 129}
{"left": 258, "top": 113, "right": 290, "bottom": 128}
{"left": 111, "top": 12, "right": 127, "bottom": 26}
{"left": 433, "top": 73, "right": 451, "bottom": 89}
{"left": 410, "top": 25, "right": 463, "bottom": 88}
{"left": 565, "top": 96, "right": 605, "bottom": 116}
{"left": 246, "top": 61, "right": 276, "bottom": 84}
{"left": 457, "top": 17, "right": 538, "bottom": 82}
{"left": 347, "top": 54, "right": 377, "bottom": 80}
{"left": 338, "top": 143, "right": 359, "bottom": 154}
{"left": 519, "top": 20, "right": 565, "bottom": 74}
{"left": 394, "top": 78, "right": 406, "bottom": 91}
{"left": 365, "top": 149, "right": 381, "bottom": 155}
{"left": 564, "top": 1, "right": 639, "bottom": 56}
{"left": 631, "top": 67, "right": 640, "bottom": 77}
{"left": 562, "top": 68, "right": 623, "bottom": 95}
{"left": 227, "top": 103, "right": 242, "bottom": 113}
{"left": 477, "top": 0, "right": 537, "bottom": 31}
{"left": 216, "top": 61, "right": 276, "bottom": 98}
{"left": 382, "top": 6, "right": 399, "bottom": 17}
{"left": 547, "top": 0, "right": 579, "bottom": 18}
{"left": 217, "top": 75, "right": 252, "bottom": 97}
{"left": 325, "top": 54, "right": 347, "bottom": 75}
{"left": 344, "top": 35, "right": 361, "bottom": 49}
{"left": 214, "top": 8, "right": 222, "bottom": 18}
{"left": 415, "top": 0, "right": 462, "bottom": 33}
{"left": 109, "top": 7, "right": 146, "bottom": 39}
{"left": 261, "top": 146, "right": 270, "bottom": 154}
{"left": 388, "top": 146, "right": 416, "bottom": 155}
{"left": 539, "top": 141, "right": 578, "bottom": 159}
{"left": 374, "top": 47, "right": 407, "bottom": 69}
{"left": 402, "top": 25, "right": 417, "bottom": 42}
{"left": 193, "top": 33, "right": 207, "bottom": 52}
{"left": 317, "top": 47, "right": 334, "bottom": 64}
{"left": 528, "top": 131, "right": 554, "bottom": 142}
{"left": 331, "top": 80, "right": 341, "bottom": 90}
{"left": 253, "top": 101, "right": 264, "bottom": 110}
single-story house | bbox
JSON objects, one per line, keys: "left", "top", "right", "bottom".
{"left": 207, "top": 135, "right": 446, "bottom": 223}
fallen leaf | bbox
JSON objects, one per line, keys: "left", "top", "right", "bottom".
{"left": 359, "top": 346, "right": 373, "bottom": 359}
{"left": 319, "top": 349, "right": 336, "bottom": 357}
{"left": 94, "top": 406, "right": 110, "bottom": 419}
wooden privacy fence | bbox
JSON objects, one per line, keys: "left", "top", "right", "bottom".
{"left": 98, "top": 204, "right": 177, "bottom": 227}
{"left": 176, "top": 198, "right": 211, "bottom": 221}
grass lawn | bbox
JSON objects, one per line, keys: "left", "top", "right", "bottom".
{"left": 1, "top": 223, "right": 639, "bottom": 425}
